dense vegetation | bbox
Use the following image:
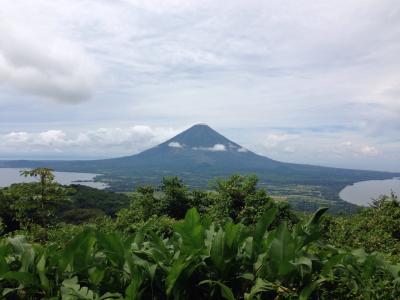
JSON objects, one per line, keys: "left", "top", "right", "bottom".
{"left": 323, "top": 192, "right": 400, "bottom": 261}
{"left": 0, "top": 168, "right": 399, "bottom": 299}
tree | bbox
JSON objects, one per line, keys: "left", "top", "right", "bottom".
{"left": 20, "top": 168, "right": 55, "bottom": 206}
{"left": 214, "top": 174, "right": 259, "bottom": 220}
{"left": 161, "top": 176, "right": 190, "bottom": 219}
{"left": 128, "top": 185, "right": 162, "bottom": 221}
{"left": 3, "top": 168, "right": 70, "bottom": 229}
{"left": 211, "top": 174, "right": 298, "bottom": 225}
{"left": 0, "top": 189, "right": 20, "bottom": 232}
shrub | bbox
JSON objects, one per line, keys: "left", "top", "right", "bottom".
{"left": 0, "top": 208, "right": 399, "bottom": 299}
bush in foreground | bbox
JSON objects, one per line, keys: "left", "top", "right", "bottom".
{"left": 0, "top": 208, "right": 399, "bottom": 299}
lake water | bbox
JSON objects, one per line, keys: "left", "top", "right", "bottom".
{"left": 339, "top": 178, "right": 400, "bottom": 206}
{"left": 0, "top": 168, "right": 108, "bottom": 189}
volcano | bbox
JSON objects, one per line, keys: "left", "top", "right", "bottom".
{"left": 1, "top": 124, "right": 398, "bottom": 194}
{"left": 114, "top": 123, "right": 279, "bottom": 171}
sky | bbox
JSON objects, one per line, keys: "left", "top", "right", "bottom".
{"left": 0, "top": 0, "right": 399, "bottom": 172}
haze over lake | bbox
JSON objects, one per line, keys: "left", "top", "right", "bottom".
{"left": 339, "top": 178, "right": 400, "bottom": 206}
{"left": 0, "top": 168, "right": 108, "bottom": 189}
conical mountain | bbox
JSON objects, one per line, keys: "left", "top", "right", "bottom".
{"left": 0, "top": 124, "right": 398, "bottom": 191}
{"left": 160, "top": 123, "right": 241, "bottom": 148}
{"left": 121, "top": 124, "right": 278, "bottom": 171}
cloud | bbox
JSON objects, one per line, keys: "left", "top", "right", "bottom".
{"left": 341, "top": 141, "right": 353, "bottom": 147}
{"left": 0, "top": 1, "right": 399, "bottom": 171}
{"left": 283, "top": 146, "right": 295, "bottom": 153}
{"left": 246, "top": 127, "right": 397, "bottom": 171}
{"left": 123, "top": 0, "right": 196, "bottom": 13}
{"left": 359, "top": 145, "right": 379, "bottom": 156}
{"left": 237, "top": 147, "right": 248, "bottom": 153}
{"left": 210, "top": 144, "right": 227, "bottom": 152}
{"left": 264, "top": 134, "right": 298, "bottom": 146}
{"left": 0, "top": 125, "right": 179, "bottom": 158}
{"left": 168, "top": 141, "right": 183, "bottom": 148}
{"left": 0, "top": 6, "right": 99, "bottom": 103}
{"left": 37, "top": 130, "right": 67, "bottom": 146}
{"left": 193, "top": 144, "right": 227, "bottom": 152}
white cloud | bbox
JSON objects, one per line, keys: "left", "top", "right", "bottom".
{"left": 37, "top": 130, "right": 67, "bottom": 146}
{"left": 0, "top": 125, "right": 179, "bottom": 157}
{"left": 210, "top": 144, "right": 226, "bottom": 152}
{"left": 168, "top": 141, "right": 183, "bottom": 148}
{"left": 4, "top": 132, "right": 30, "bottom": 144}
{"left": 237, "top": 147, "right": 248, "bottom": 153}
{"left": 359, "top": 145, "right": 379, "bottom": 156}
{"left": 193, "top": 144, "right": 227, "bottom": 152}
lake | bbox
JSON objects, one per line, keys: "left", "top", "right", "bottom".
{"left": 339, "top": 178, "right": 400, "bottom": 206}
{"left": 0, "top": 168, "right": 108, "bottom": 189}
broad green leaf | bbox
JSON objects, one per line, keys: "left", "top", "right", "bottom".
{"left": 224, "top": 221, "right": 239, "bottom": 249}
{"left": 166, "top": 259, "right": 189, "bottom": 296}
{"left": 96, "top": 232, "right": 125, "bottom": 266}
{"left": 199, "top": 280, "right": 235, "bottom": 300}
{"left": 253, "top": 208, "right": 277, "bottom": 254}
{"left": 61, "top": 276, "right": 96, "bottom": 300}
{"left": 210, "top": 228, "right": 226, "bottom": 273}
{"left": 306, "top": 207, "right": 329, "bottom": 228}
{"left": 88, "top": 266, "right": 105, "bottom": 286}
{"left": 1, "top": 271, "right": 36, "bottom": 285}
{"left": 244, "top": 278, "right": 274, "bottom": 300}
{"left": 268, "top": 223, "right": 294, "bottom": 276}
{"left": 174, "top": 208, "right": 204, "bottom": 250}
{"left": 125, "top": 274, "right": 143, "bottom": 300}
{"left": 59, "top": 228, "right": 95, "bottom": 272}
{"left": 299, "top": 278, "right": 326, "bottom": 300}
{"left": 0, "top": 244, "right": 10, "bottom": 273}
{"left": 36, "top": 253, "right": 50, "bottom": 291}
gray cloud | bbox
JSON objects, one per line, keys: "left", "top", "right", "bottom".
{"left": 0, "top": 5, "right": 99, "bottom": 103}
{"left": 0, "top": 0, "right": 399, "bottom": 171}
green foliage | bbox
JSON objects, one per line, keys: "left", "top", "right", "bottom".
{"left": 210, "top": 174, "right": 298, "bottom": 226}
{"left": 0, "top": 217, "right": 4, "bottom": 235}
{"left": 116, "top": 213, "right": 177, "bottom": 236}
{"left": 65, "top": 185, "right": 131, "bottom": 217}
{"left": 0, "top": 208, "right": 399, "bottom": 299}
{"left": 324, "top": 193, "right": 400, "bottom": 260}
{"left": 1, "top": 168, "right": 70, "bottom": 230}
{"left": 0, "top": 173, "right": 131, "bottom": 232}
{"left": 161, "top": 177, "right": 191, "bottom": 219}
{"left": 117, "top": 176, "right": 214, "bottom": 224}
{"left": 116, "top": 175, "right": 298, "bottom": 240}
{"left": 212, "top": 174, "right": 260, "bottom": 220}
{"left": 1, "top": 170, "right": 400, "bottom": 298}
{"left": 0, "top": 191, "right": 19, "bottom": 232}
{"left": 61, "top": 208, "right": 106, "bottom": 225}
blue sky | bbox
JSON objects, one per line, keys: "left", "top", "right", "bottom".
{"left": 0, "top": 0, "right": 399, "bottom": 172}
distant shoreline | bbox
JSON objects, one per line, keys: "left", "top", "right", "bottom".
{"left": 0, "top": 168, "right": 109, "bottom": 190}
{"left": 339, "top": 177, "right": 400, "bottom": 206}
